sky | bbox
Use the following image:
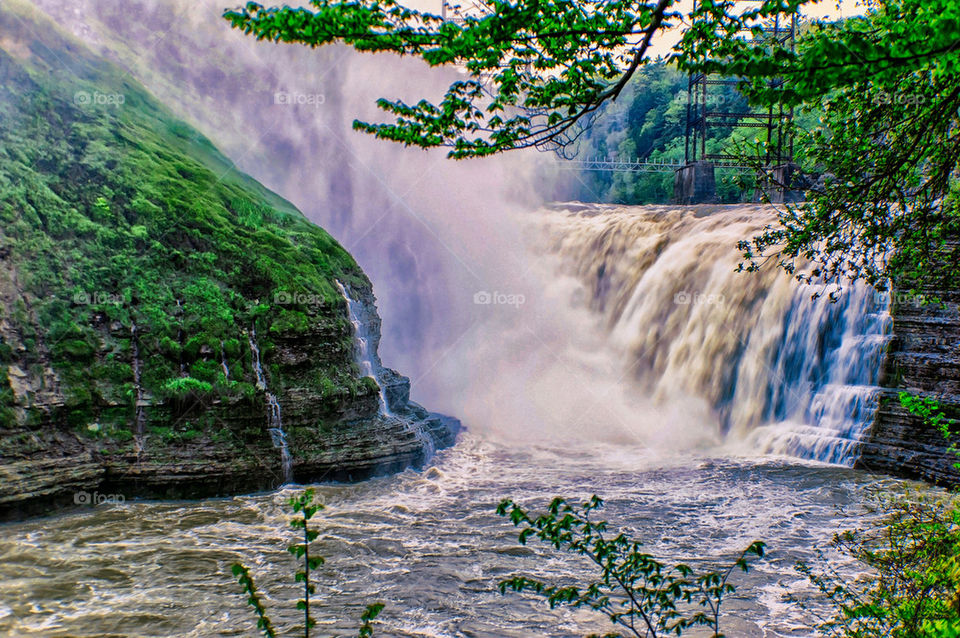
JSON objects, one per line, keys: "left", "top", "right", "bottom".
{"left": 399, "top": 0, "right": 867, "bottom": 57}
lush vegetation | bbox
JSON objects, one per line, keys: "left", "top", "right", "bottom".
{"left": 0, "top": 3, "right": 369, "bottom": 448}
{"left": 901, "top": 393, "right": 960, "bottom": 472}
{"left": 793, "top": 397, "right": 960, "bottom": 636}
{"left": 709, "top": 0, "right": 960, "bottom": 291}
{"left": 566, "top": 63, "right": 760, "bottom": 204}
{"left": 799, "top": 495, "right": 960, "bottom": 637}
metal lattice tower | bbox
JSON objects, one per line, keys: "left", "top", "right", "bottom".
{"left": 684, "top": 2, "right": 797, "bottom": 166}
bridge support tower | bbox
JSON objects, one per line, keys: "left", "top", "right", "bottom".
{"left": 673, "top": 161, "right": 717, "bottom": 205}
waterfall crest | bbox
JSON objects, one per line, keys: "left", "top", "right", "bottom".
{"left": 533, "top": 204, "right": 891, "bottom": 464}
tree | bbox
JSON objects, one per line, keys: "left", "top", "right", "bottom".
{"left": 231, "top": 488, "right": 385, "bottom": 637}
{"left": 695, "top": 0, "right": 960, "bottom": 291}
{"left": 496, "top": 495, "right": 765, "bottom": 637}
{"left": 224, "top": 0, "right": 960, "bottom": 287}
{"left": 797, "top": 495, "right": 960, "bottom": 637}
{"left": 223, "top": 0, "right": 807, "bottom": 158}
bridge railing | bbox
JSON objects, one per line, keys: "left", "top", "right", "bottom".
{"left": 557, "top": 157, "right": 752, "bottom": 173}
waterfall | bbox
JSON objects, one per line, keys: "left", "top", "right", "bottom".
{"left": 175, "top": 300, "right": 186, "bottom": 377}
{"left": 535, "top": 204, "right": 892, "bottom": 464}
{"left": 220, "top": 340, "right": 229, "bottom": 381}
{"left": 335, "top": 281, "right": 440, "bottom": 460}
{"left": 247, "top": 327, "right": 293, "bottom": 483}
{"left": 335, "top": 281, "right": 393, "bottom": 417}
{"left": 733, "top": 286, "right": 891, "bottom": 463}
{"left": 130, "top": 323, "right": 146, "bottom": 440}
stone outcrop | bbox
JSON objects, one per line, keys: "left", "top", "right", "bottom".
{"left": 0, "top": 281, "right": 460, "bottom": 521}
{"left": 673, "top": 161, "right": 717, "bottom": 205}
{"left": 0, "top": 3, "right": 459, "bottom": 521}
{"left": 857, "top": 256, "right": 960, "bottom": 486}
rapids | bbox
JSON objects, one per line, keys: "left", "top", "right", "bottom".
{"left": 0, "top": 436, "right": 918, "bottom": 637}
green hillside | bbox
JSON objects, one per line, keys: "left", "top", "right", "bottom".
{"left": 0, "top": 0, "right": 367, "bottom": 440}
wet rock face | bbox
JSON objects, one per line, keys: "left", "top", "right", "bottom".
{"left": 857, "top": 266, "right": 960, "bottom": 487}
{"left": 1, "top": 286, "right": 460, "bottom": 521}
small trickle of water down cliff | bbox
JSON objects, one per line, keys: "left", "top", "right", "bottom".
{"left": 534, "top": 203, "right": 892, "bottom": 465}
{"left": 248, "top": 327, "right": 293, "bottom": 484}
{"left": 337, "top": 282, "right": 439, "bottom": 459}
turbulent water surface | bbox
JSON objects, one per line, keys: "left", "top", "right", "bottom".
{"left": 0, "top": 435, "right": 915, "bottom": 637}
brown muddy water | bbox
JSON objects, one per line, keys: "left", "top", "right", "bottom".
{"left": 0, "top": 435, "right": 919, "bottom": 637}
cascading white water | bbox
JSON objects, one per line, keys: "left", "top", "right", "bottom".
{"left": 736, "top": 286, "right": 892, "bottom": 463}
{"left": 220, "top": 340, "right": 229, "bottom": 381}
{"left": 335, "top": 281, "right": 393, "bottom": 417}
{"left": 533, "top": 204, "right": 892, "bottom": 464}
{"left": 175, "top": 299, "right": 186, "bottom": 377}
{"left": 334, "top": 281, "right": 438, "bottom": 459}
{"left": 130, "top": 323, "right": 146, "bottom": 441}
{"left": 247, "top": 327, "right": 293, "bottom": 484}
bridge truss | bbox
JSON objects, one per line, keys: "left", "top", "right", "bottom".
{"left": 685, "top": 2, "right": 797, "bottom": 165}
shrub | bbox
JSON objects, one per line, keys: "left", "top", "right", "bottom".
{"left": 160, "top": 376, "right": 213, "bottom": 399}
{"left": 496, "top": 495, "right": 766, "bottom": 637}
{"left": 798, "top": 495, "right": 960, "bottom": 637}
{"left": 231, "top": 488, "right": 385, "bottom": 638}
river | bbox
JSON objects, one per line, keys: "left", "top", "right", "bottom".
{"left": 0, "top": 434, "right": 915, "bottom": 637}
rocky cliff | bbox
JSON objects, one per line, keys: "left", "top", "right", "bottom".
{"left": 856, "top": 251, "right": 960, "bottom": 486}
{"left": 0, "top": 1, "right": 458, "bottom": 520}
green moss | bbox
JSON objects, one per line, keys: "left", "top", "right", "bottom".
{"left": 161, "top": 377, "right": 214, "bottom": 399}
{"left": 360, "top": 376, "right": 381, "bottom": 394}
{"left": 269, "top": 309, "right": 312, "bottom": 334}
{"left": 0, "top": 7, "right": 370, "bottom": 434}
{"left": 149, "top": 423, "right": 203, "bottom": 444}
{"left": 52, "top": 338, "right": 96, "bottom": 361}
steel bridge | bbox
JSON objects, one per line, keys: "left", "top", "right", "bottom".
{"left": 438, "top": 0, "right": 799, "bottom": 200}
{"left": 685, "top": 1, "right": 796, "bottom": 165}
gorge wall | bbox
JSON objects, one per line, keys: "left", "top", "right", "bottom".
{"left": 0, "top": 1, "right": 456, "bottom": 520}
{"left": 857, "top": 256, "right": 960, "bottom": 486}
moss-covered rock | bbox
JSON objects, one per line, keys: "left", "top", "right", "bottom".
{"left": 0, "top": 0, "right": 459, "bottom": 520}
